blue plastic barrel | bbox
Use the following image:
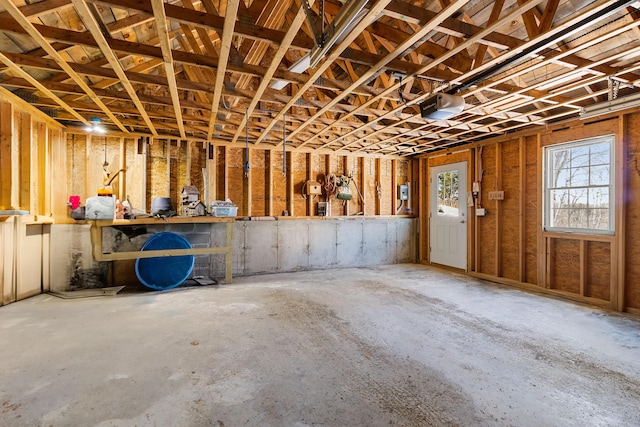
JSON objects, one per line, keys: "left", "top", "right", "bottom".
{"left": 135, "top": 232, "right": 195, "bottom": 290}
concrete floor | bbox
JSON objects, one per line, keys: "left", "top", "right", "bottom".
{"left": 1, "top": 265, "right": 640, "bottom": 427}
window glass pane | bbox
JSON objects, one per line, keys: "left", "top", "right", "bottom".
{"left": 569, "top": 188, "right": 588, "bottom": 206}
{"left": 437, "top": 170, "right": 459, "bottom": 217}
{"left": 570, "top": 166, "right": 589, "bottom": 187}
{"left": 588, "top": 187, "right": 609, "bottom": 210}
{"left": 570, "top": 145, "right": 590, "bottom": 167}
{"left": 551, "top": 189, "right": 569, "bottom": 208}
{"left": 550, "top": 208, "right": 569, "bottom": 227}
{"left": 544, "top": 136, "right": 613, "bottom": 233}
{"left": 568, "top": 207, "right": 584, "bottom": 228}
{"left": 588, "top": 209, "right": 609, "bottom": 230}
{"left": 590, "top": 143, "right": 610, "bottom": 165}
{"left": 589, "top": 165, "right": 609, "bottom": 186}
{"left": 553, "top": 167, "right": 571, "bottom": 188}
{"left": 552, "top": 151, "right": 569, "bottom": 174}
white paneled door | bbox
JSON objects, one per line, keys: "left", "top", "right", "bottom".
{"left": 430, "top": 162, "right": 467, "bottom": 270}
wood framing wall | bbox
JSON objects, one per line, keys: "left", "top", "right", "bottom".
{"left": 420, "top": 114, "right": 640, "bottom": 315}
{"left": 0, "top": 88, "right": 65, "bottom": 306}
{"left": 144, "top": 144, "right": 416, "bottom": 218}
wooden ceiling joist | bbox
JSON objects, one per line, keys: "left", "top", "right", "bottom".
{"left": 71, "top": 0, "right": 158, "bottom": 135}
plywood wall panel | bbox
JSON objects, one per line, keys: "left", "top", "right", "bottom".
{"left": 364, "top": 157, "right": 376, "bottom": 216}
{"left": 67, "top": 134, "right": 82, "bottom": 203}
{"left": 228, "top": 148, "right": 245, "bottom": 215}
{"left": 50, "top": 129, "right": 67, "bottom": 219}
{"left": 0, "top": 101, "right": 11, "bottom": 209}
{"left": 293, "top": 152, "right": 307, "bottom": 216}
{"left": 344, "top": 156, "right": 361, "bottom": 215}
{"left": 272, "top": 150, "right": 287, "bottom": 216}
{"left": 550, "top": 238, "right": 580, "bottom": 294}
{"left": 147, "top": 139, "right": 169, "bottom": 209}
{"left": 381, "top": 158, "right": 392, "bottom": 215}
{"left": 540, "top": 119, "right": 618, "bottom": 147}
{"left": 585, "top": 241, "right": 611, "bottom": 301}
{"left": 252, "top": 150, "right": 267, "bottom": 216}
{"left": 501, "top": 140, "right": 521, "bottom": 281}
{"left": 125, "top": 138, "right": 145, "bottom": 212}
{"left": 478, "top": 146, "right": 497, "bottom": 276}
{"left": 190, "top": 143, "right": 205, "bottom": 197}
{"left": 169, "top": 142, "right": 182, "bottom": 207}
{"left": 215, "top": 147, "right": 225, "bottom": 201}
{"left": 524, "top": 135, "right": 538, "bottom": 285}
{"left": 625, "top": 113, "right": 640, "bottom": 310}
{"left": 18, "top": 112, "right": 30, "bottom": 210}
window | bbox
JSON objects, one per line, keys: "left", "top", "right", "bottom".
{"left": 436, "top": 170, "right": 459, "bottom": 217}
{"left": 544, "top": 135, "right": 614, "bottom": 234}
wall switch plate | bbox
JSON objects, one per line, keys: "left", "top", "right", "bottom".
{"left": 476, "top": 208, "right": 486, "bottom": 216}
{"left": 488, "top": 191, "right": 505, "bottom": 200}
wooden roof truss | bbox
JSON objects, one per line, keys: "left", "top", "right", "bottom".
{"left": 0, "top": 0, "right": 639, "bottom": 156}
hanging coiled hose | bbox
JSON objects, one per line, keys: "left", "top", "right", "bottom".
{"left": 323, "top": 173, "right": 339, "bottom": 198}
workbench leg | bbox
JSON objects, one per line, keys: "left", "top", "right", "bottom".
{"left": 90, "top": 223, "right": 103, "bottom": 261}
{"left": 225, "top": 222, "right": 233, "bottom": 283}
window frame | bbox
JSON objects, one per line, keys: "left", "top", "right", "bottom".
{"left": 543, "top": 135, "right": 615, "bottom": 235}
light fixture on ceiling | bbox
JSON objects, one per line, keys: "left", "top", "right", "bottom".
{"left": 308, "top": 0, "right": 369, "bottom": 68}
{"left": 270, "top": 55, "right": 312, "bottom": 90}
{"left": 580, "top": 91, "right": 640, "bottom": 119}
{"left": 85, "top": 117, "right": 106, "bottom": 134}
{"left": 270, "top": 0, "right": 369, "bottom": 92}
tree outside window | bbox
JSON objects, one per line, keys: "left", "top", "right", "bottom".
{"left": 437, "top": 170, "right": 459, "bottom": 216}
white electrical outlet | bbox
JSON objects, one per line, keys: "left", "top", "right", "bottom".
{"left": 476, "top": 208, "right": 486, "bottom": 216}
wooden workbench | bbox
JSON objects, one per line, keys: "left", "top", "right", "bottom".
{"left": 89, "top": 216, "right": 235, "bottom": 283}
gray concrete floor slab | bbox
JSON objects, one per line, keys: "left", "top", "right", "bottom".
{"left": 1, "top": 264, "right": 640, "bottom": 426}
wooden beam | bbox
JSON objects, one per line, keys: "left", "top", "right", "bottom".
{"left": 72, "top": 0, "right": 158, "bottom": 136}
{"left": 360, "top": 157, "right": 366, "bottom": 216}
{"left": 495, "top": 142, "right": 502, "bottom": 277}
{"left": 613, "top": 115, "right": 627, "bottom": 311}
{"left": 207, "top": 144, "right": 217, "bottom": 205}
{"left": 391, "top": 159, "right": 398, "bottom": 215}
{"left": 244, "top": 147, "right": 252, "bottom": 216}
{"left": 253, "top": 0, "right": 394, "bottom": 146}
{"left": 119, "top": 137, "right": 126, "bottom": 201}
{"left": 150, "top": 0, "right": 185, "bottom": 139}
{"left": 230, "top": 2, "right": 307, "bottom": 145}
{"left": 206, "top": 0, "right": 240, "bottom": 138}
{"left": 267, "top": 149, "right": 273, "bottom": 216}
{"left": 536, "top": 133, "right": 546, "bottom": 288}
{"left": 19, "top": 112, "right": 30, "bottom": 211}
{"left": 375, "top": 157, "right": 382, "bottom": 216}
{"left": 293, "top": 0, "right": 470, "bottom": 149}
{"left": 580, "top": 239, "right": 586, "bottom": 297}
{"left": 0, "top": 102, "right": 12, "bottom": 209}
{"left": 287, "top": 153, "right": 294, "bottom": 216}
{"left": 519, "top": 136, "right": 526, "bottom": 283}
{"left": 36, "top": 122, "right": 47, "bottom": 216}
{"left": 538, "top": 0, "right": 560, "bottom": 33}
{"left": 307, "top": 153, "right": 314, "bottom": 216}
{"left": 0, "top": 0, "right": 126, "bottom": 131}
{"left": 473, "top": 0, "right": 505, "bottom": 69}
{"left": 0, "top": 53, "right": 89, "bottom": 126}
{"left": 303, "top": 0, "right": 547, "bottom": 150}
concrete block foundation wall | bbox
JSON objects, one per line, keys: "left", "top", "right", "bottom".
{"left": 49, "top": 218, "right": 417, "bottom": 291}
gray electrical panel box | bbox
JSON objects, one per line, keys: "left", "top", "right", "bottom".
{"left": 398, "top": 184, "right": 409, "bottom": 201}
